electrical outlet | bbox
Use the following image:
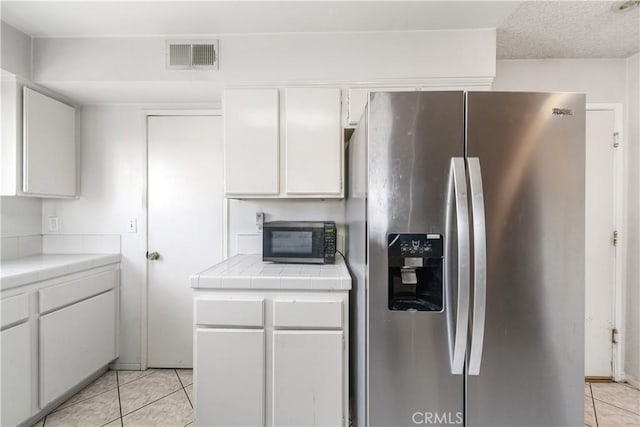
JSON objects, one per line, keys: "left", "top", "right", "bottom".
{"left": 256, "top": 212, "right": 264, "bottom": 232}
{"left": 128, "top": 218, "right": 137, "bottom": 233}
{"left": 47, "top": 217, "right": 59, "bottom": 233}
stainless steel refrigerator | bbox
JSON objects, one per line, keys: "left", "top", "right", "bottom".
{"left": 346, "top": 91, "right": 585, "bottom": 427}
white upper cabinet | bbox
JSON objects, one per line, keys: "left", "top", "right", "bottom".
{"left": 223, "top": 87, "right": 343, "bottom": 198}
{"left": 23, "top": 87, "right": 77, "bottom": 197}
{"left": 284, "top": 88, "right": 342, "bottom": 196}
{"left": 224, "top": 88, "right": 280, "bottom": 196}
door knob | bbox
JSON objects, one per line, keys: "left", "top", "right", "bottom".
{"left": 147, "top": 251, "right": 160, "bottom": 261}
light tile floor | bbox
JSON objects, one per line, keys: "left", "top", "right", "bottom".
{"left": 33, "top": 370, "right": 639, "bottom": 427}
{"left": 585, "top": 381, "right": 640, "bottom": 427}
{"left": 33, "top": 369, "right": 193, "bottom": 427}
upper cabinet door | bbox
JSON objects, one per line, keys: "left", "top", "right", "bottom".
{"left": 284, "top": 88, "right": 342, "bottom": 196}
{"left": 23, "top": 88, "right": 77, "bottom": 197}
{"left": 224, "top": 89, "right": 279, "bottom": 196}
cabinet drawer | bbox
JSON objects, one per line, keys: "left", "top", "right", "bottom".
{"left": 39, "top": 269, "right": 116, "bottom": 314}
{"left": 273, "top": 300, "right": 343, "bottom": 329}
{"left": 195, "top": 298, "right": 264, "bottom": 327}
{"left": 1, "top": 293, "right": 29, "bottom": 328}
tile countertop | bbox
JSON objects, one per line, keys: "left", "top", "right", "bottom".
{"left": 191, "top": 254, "right": 352, "bottom": 290}
{"left": 1, "top": 253, "right": 121, "bottom": 291}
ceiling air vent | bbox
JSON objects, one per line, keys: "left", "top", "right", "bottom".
{"left": 167, "top": 40, "right": 219, "bottom": 70}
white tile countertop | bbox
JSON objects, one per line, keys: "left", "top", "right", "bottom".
{"left": 1, "top": 253, "right": 121, "bottom": 290}
{"left": 191, "top": 254, "right": 352, "bottom": 290}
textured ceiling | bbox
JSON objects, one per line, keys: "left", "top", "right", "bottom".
{"left": 497, "top": 1, "right": 640, "bottom": 59}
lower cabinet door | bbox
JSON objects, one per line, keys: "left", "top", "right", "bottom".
{"left": 195, "top": 328, "right": 265, "bottom": 427}
{"left": 272, "top": 330, "right": 344, "bottom": 426}
{"left": 40, "top": 290, "right": 116, "bottom": 407}
{"left": 1, "top": 322, "right": 32, "bottom": 426}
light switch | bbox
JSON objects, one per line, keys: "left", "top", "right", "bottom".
{"left": 128, "top": 218, "right": 137, "bottom": 233}
{"left": 47, "top": 217, "right": 59, "bottom": 232}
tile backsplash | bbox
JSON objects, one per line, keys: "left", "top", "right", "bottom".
{"left": 42, "top": 234, "right": 121, "bottom": 254}
{"left": 1, "top": 235, "right": 43, "bottom": 260}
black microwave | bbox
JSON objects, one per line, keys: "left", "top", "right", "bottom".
{"left": 263, "top": 221, "right": 337, "bottom": 264}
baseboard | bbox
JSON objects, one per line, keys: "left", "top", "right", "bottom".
{"left": 110, "top": 362, "right": 141, "bottom": 371}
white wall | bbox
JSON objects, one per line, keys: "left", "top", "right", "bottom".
{"left": 42, "top": 106, "right": 147, "bottom": 369}
{"left": 0, "top": 21, "right": 31, "bottom": 78}
{"left": 624, "top": 53, "right": 639, "bottom": 385}
{"left": 494, "top": 58, "right": 640, "bottom": 383}
{"left": 493, "top": 59, "right": 627, "bottom": 102}
{"left": 0, "top": 197, "right": 41, "bottom": 237}
{"left": 31, "top": 29, "right": 496, "bottom": 103}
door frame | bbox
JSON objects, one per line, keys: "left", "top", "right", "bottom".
{"left": 141, "top": 109, "right": 223, "bottom": 370}
{"left": 585, "top": 103, "right": 625, "bottom": 381}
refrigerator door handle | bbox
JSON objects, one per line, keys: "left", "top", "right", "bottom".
{"left": 446, "top": 158, "right": 471, "bottom": 375}
{"left": 467, "top": 157, "right": 487, "bottom": 376}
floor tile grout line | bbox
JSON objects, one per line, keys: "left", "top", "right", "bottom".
{"left": 175, "top": 369, "right": 185, "bottom": 388}
{"left": 117, "top": 369, "right": 160, "bottom": 388}
{"left": 183, "top": 385, "right": 193, "bottom": 409}
{"left": 99, "top": 416, "right": 122, "bottom": 427}
{"left": 175, "top": 369, "right": 194, "bottom": 409}
{"left": 116, "top": 371, "right": 124, "bottom": 427}
{"left": 592, "top": 396, "right": 640, "bottom": 417}
{"left": 50, "top": 384, "right": 119, "bottom": 414}
{"left": 589, "top": 383, "right": 599, "bottom": 427}
{"left": 120, "top": 387, "right": 186, "bottom": 418}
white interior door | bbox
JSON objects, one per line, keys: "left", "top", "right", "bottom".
{"left": 148, "top": 115, "right": 223, "bottom": 368}
{"left": 584, "top": 109, "right": 616, "bottom": 378}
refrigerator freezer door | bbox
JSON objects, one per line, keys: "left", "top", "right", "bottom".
{"left": 367, "top": 91, "right": 465, "bottom": 427}
{"left": 466, "top": 92, "right": 586, "bottom": 426}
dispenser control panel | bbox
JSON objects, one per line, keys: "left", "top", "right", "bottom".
{"left": 387, "top": 233, "right": 444, "bottom": 312}
{"left": 388, "top": 233, "right": 443, "bottom": 258}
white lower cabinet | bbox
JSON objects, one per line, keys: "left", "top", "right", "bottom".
{"left": 195, "top": 328, "right": 265, "bottom": 426}
{"left": 272, "top": 330, "right": 344, "bottom": 427}
{"left": 1, "top": 322, "right": 32, "bottom": 426}
{"left": 40, "top": 290, "right": 117, "bottom": 407}
{"left": 194, "top": 293, "right": 348, "bottom": 427}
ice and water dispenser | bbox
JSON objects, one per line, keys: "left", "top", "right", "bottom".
{"left": 387, "top": 233, "right": 444, "bottom": 311}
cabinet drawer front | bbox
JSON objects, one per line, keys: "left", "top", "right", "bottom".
{"left": 195, "top": 298, "right": 264, "bottom": 327}
{"left": 273, "top": 300, "right": 343, "bottom": 329}
{"left": 39, "top": 269, "right": 116, "bottom": 313}
{"left": 1, "top": 293, "right": 29, "bottom": 328}
{"left": 40, "top": 290, "right": 116, "bottom": 407}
